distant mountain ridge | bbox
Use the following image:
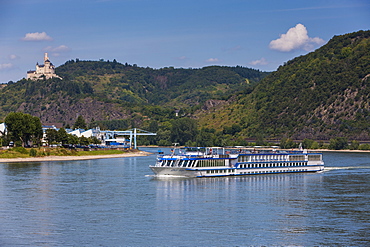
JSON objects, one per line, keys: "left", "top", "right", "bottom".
{"left": 1, "top": 30, "right": 369, "bottom": 143}
{"left": 0, "top": 62, "right": 268, "bottom": 127}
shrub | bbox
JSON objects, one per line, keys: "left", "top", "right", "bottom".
{"left": 311, "top": 141, "right": 319, "bottom": 149}
{"left": 349, "top": 140, "right": 359, "bottom": 150}
{"left": 29, "top": 148, "right": 37, "bottom": 157}
{"left": 12, "top": 146, "right": 29, "bottom": 154}
{"left": 60, "top": 149, "right": 68, "bottom": 155}
{"left": 359, "top": 144, "right": 370, "bottom": 150}
{"left": 328, "top": 137, "right": 348, "bottom": 150}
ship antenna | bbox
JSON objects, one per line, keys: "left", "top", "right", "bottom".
{"left": 171, "top": 143, "right": 179, "bottom": 157}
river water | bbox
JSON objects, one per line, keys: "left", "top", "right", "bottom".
{"left": 0, "top": 148, "right": 369, "bottom": 246}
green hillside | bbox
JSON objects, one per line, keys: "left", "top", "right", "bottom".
{"left": 1, "top": 30, "right": 369, "bottom": 146}
{"left": 199, "top": 30, "right": 370, "bottom": 141}
{"left": 0, "top": 62, "right": 268, "bottom": 130}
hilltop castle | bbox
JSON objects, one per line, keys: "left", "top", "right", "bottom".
{"left": 27, "top": 53, "right": 62, "bottom": 80}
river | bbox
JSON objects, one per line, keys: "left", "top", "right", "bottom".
{"left": 0, "top": 149, "right": 369, "bottom": 246}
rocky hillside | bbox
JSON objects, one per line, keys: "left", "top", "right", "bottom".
{"left": 1, "top": 30, "right": 369, "bottom": 144}
{"left": 0, "top": 63, "right": 268, "bottom": 128}
{"left": 198, "top": 30, "right": 370, "bottom": 140}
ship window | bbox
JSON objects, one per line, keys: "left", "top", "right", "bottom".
{"left": 290, "top": 155, "right": 305, "bottom": 161}
{"left": 308, "top": 155, "right": 321, "bottom": 161}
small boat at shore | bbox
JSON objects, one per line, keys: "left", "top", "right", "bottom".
{"left": 149, "top": 146, "right": 324, "bottom": 177}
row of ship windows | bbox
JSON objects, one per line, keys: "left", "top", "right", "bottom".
{"left": 161, "top": 160, "right": 226, "bottom": 167}
{"left": 206, "top": 169, "right": 235, "bottom": 174}
{"left": 238, "top": 155, "right": 288, "bottom": 162}
{"left": 205, "top": 169, "right": 309, "bottom": 175}
{"left": 238, "top": 162, "right": 306, "bottom": 168}
{"left": 238, "top": 155, "right": 321, "bottom": 162}
{"left": 161, "top": 160, "right": 195, "bottom": 167}
{"left": 239, "top": 169, "right": 308, "bottom": 175}
{"left": 197, "top": 160, "right": 225, "bottom": 167}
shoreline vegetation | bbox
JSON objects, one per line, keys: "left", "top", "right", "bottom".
{"left": 0, "top": 146, "right": 369, "bottom": 164}
{"left": 0, "top": 147, "right": 152, "bottom": 163}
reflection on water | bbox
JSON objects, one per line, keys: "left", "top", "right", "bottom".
{"left": 0, "top": 151, "right": 369, "bottom": 246}
{"left": 152, "top": 173, "right": 326, "bottom": 245}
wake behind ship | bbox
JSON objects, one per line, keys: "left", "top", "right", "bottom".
{"left": 149, "top": 146, "right": 324, "bottom": 178}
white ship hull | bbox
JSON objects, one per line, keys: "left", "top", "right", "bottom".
{"left": 150, "top": 163, "right": 324, "bottom": 178}
{"left": 150, "top": 147, "right": 325, "bottom": 178}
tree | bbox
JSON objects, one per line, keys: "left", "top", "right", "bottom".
{"left": 280, "top": 138, "right": 296, "bottom": 149}
{"left": 45, "top": 129, "right": 58, "bottom": 145}
{"left": 89, "top": 136, "right": 101, "bottom": 144}
{"left": 196, "top": 128, "right": 215, "bottom": 147}
{"left": 223, "top": 124, "right": 242, "bottom": 135}
{"left": 170, "top": 117, "right": 198, "bottom": 145}
{"left": 79, "top": 136, "right": 89, "bottom": 146}
{"left": 57, "top": 128, "right": 69, "bottom": 144}
{"left": 302, "top": 138, "right": 314, "bottom": 149}
{"left": 30, "top": 115, "right": 43, "bottom": 146}
{"left": 73, "top": 115, "right": 87, "bottom": 129}
{"left": 329, "top": 137, "right": 348, "bottom": 150}
{"left": 67, "top": 134, "right": 79, "bottom": 145}
{"left": 4, "top": 112, "right": 43, "bottom": 147}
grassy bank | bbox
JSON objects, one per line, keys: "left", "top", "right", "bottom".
{"left": 0, "top": 147, "right": 134, "bottom": 159}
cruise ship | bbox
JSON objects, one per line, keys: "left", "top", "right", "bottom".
{"left": 149, "top": 146, "right": 324, "bottom": 177}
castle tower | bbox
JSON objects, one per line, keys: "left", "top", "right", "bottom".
{"left": 27, "top": 53, "right": 62, "bottom": 80}
{"left": 44, "top": 53, "right": 49, "bottom": 62}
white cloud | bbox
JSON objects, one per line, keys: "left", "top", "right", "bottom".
{"left": 269, "top": 24, "right": 325, "bottom": 52}
{"left": 44, "top": 45, "right": 71, "bottom": 56}
{"left": 249, "top": 57, "right": 268, "bottom": 66}
{"left": 8, "top": 54, "right": 20, "bottom": 60}
{"left": 21, "top": 32, "right": 53, "bottom": 41}
{"left": 206, "top": 58, "right": 219, "bottom": 62}
{"left": 177, "top": 56, "right": 187, "bottom": 60}
{"left": 44, "top": 45, "right": 70, "bottom": 52}
{"left": 0, "top": 63, "right": 14, "bottom": 71}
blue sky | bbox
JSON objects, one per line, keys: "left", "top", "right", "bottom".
{"left": 0, "top": 0, "right": 369, "bottom": 83}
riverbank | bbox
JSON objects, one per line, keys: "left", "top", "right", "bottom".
{"left": 0, "top": 150, "right": 152, "bottom": 163}
{"left": 315, "top": 149, "right": 370, "bottom": 153}
{"left": 140, "top": 146, "right": 370, "bottom": 153}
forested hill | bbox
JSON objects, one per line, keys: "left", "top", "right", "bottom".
{"left": 0, "top": 62, "right": 268, "bottom": 127}
{"left": 199, "top": 30, "right": 370, "bottom": 141}
{"left": 1, "top": 30, "right": 369, "bottom": 145}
